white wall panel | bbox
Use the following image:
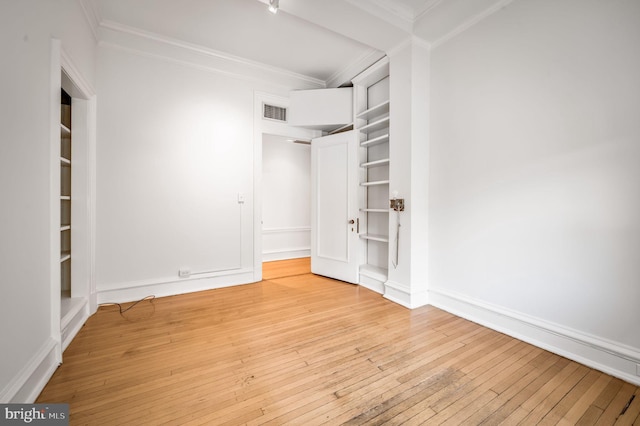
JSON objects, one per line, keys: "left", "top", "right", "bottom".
{"left": 96, "top": 46, "right": 253, "bottom": 288}
{"left": 429, "top": 0, "right": 640, "bottom": 379}
{"left": 0, "top": 0, "right": 97, "bottom": 402}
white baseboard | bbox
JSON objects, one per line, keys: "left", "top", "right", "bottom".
{"left": 97, "top": 269, "right": 255, "bottom": 304}
{"left": 0, "top": 338, "right": 60, "bottom": 403}
{"left": 429, "top": 287, "right": 640, "bottom": 386}
{"left": 359, "top": 274, "right": 385, "bottom": 294}
{"left": 262, "top": 249, "right": 310, "bottom": 262}
{"left": 61, "top": 301, "right": 90, "bottom": 351}
{"left": 384, "top": 280, "right": 429, "bottom": 309}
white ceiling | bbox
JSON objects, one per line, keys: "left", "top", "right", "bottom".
{"left": 89, "top": 0, "right": 510, "bottom": 85}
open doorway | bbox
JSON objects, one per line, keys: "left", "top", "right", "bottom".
{"left": 252, "top": 91, "right": 320, "bottom": 282}
{"left": 51, "top": 42, "right": 98, "bottom": 355}
{"left": 261, "top": 134, "right": 312, "bottom": 274}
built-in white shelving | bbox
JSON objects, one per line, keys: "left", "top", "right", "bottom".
{"left": 360, "top": 208, "right": 389, "bottom": 213}
{"left": 360, "top": 158, "right": 390, "bottom": 168}
{"left": 360, "top": 133, "right": 389, "bottom": 148}
{"left": 60, "top": 92, "right": 72, "bottom": 309}
{"left": 58, "top": 74, "right": 91, "bottom": 353}
{"left": 60, "top": 123, "right": 71, "bottom": 136}
{"left": 359, "top": 264, "right": 388, "bottom": 282}
{"left": 353, "top": 58, "right": 391, "bottom": 290}
{"left": 360, "top": 234, "right": 389, "bottom": 243}
{"left": 359, "top": 117, "right": 390, "bottom": 135}
{"left": 356, "top": 100, "right": 390, "bottom": 121}
{"left": 360, "top": 180, "right": 389, "bottom": 187}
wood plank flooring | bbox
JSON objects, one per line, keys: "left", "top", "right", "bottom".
{"left": 38, "top": 258, "right": 640, "bottom": 425}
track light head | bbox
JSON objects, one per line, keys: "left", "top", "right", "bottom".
{"left": 268, "top": 0, "right": 279, "bottom": 14}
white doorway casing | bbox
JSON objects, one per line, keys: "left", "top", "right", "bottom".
{"left": 253, "top": 92, "right": 320, "bottom": 281}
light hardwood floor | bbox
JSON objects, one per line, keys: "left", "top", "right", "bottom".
{"left": 38, "top": 258, "right": 640, "bottom": 425}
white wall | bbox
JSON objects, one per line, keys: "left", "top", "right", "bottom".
{"left": 386, "top": 41, "right": 430, "bottom": 308}
{"left": 429, "top": 0, "right": 640, "bottom": 383}
{"left": 95, "top": 33, "right": 319, "bottom": 302}
{"left": 0, "top": 0, "right": 96, "bottom": 401}
{"left": 262, "top": 134, "right": 311, "bottom": 261}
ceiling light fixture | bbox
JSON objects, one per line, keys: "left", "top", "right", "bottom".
{"left": 268, "top": 0, "right": 279, "bottom": 14}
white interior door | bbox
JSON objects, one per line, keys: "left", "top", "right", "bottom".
{"left": 311, "top": 130, "right": 359, "bottom": 283}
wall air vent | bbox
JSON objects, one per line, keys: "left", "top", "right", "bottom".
{"left": 263, "top": 103, "right": 287, "bottom": 122}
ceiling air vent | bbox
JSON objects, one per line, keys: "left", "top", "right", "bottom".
{"left": 263, "top": 103, "right": 287, "bottom": 122}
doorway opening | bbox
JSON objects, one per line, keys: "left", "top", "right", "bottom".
{"left": 261, "top": 133, "right": 312, "bottom": 271}
{"left": 51, "top": 41, "right": 98, "bottom": 356}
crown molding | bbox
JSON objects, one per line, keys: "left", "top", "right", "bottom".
{"left": 99, "top": 20, "right": 325, "bottom": 88}
{"left": 431, "top": 0, "right": 515, "bottom": 49}
{"left": 326, "top": 48, "right": 386, "bottom": 88}
{"left": 78, "top": 0, "right": 100, "bottom": 41}
{"left": 369, "top": 0, "right": 414, "bottom": 22}
{"left": 386, "top": 35, "right": 431, "bottom": 57}
{"left": 344, "top": 0, "right": 413, "bottom": 32}
{"left": 414, "top": 0, "right": 443, "bottom": 22}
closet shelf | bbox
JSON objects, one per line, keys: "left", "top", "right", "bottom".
{"left": 60, "top": 252, "right": 71, "bottom": 263}
{"left": 360, "top": 180, "right": 389, "bottom": 187}
{"left": 61, "top": 296, "right": 87, "bottom": 331}
{"left": 60, "top": 123, "right": 71, "bottom": 137}
{"left": 356, "top": 100, "right": 390, "bottom": 121}
{"left": 360, "top": 234, "right": 389, "bottom": 243}
{"left": 360, "top": 134, "right": 389, "bottom": 148}
{"left": 60, "top": 195, "right": 71, "bottom": 201}
{"left": 61, "top": 225, "right": 71, "bottom": 232}
{"left": 60, "top": 157, "right": 71, "bottom": 166}
{"left": 358, "top": 117, "right": 389, "bottom": 135}
{"left": 360, "top": 264, "right": 388, "bottom": 281}
{"left": 359, "top": 208, "right": 389, "bottom": 213}
{"left": 360, "top": 158, "right": 389, "bottom": 168}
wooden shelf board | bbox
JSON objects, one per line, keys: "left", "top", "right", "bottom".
{"left": 60, "top": 123, "right": 71, "bottom": 136}
{"left": 360, "top": 180, "right": 389, "bottom": 187}
{"left": 358, "top": 117, "right": 389, "bottom": 134}
{"left": 360, "top": 134, "right": 389, "bottom": 148}
{"left": 360, "top": 208, "right": 389, "bottom": 213}
{"left": 61, "top": 294, "right": 87, "bottom": 329}
{"left": 356, "top": 100, "right": 390, "bottom": 121}
{"left": 360, "top": 158, "right": 389, "bottom": 168}
{"left": 359, "top": 264, "right": 388, "bottom": 281}
{"left": 360, "top": 234, "right": 389, "bottom": 243}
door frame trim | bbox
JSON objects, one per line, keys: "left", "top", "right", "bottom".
{"left": 252, "top": 92, "right": 320, "bottom": 281}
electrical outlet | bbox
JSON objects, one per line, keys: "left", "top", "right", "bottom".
{"left": 178, "top": 268, "right": 191, "bottom": 278}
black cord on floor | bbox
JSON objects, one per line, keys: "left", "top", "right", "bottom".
{"left": 99, "top": 295, "right": 156, "bottom": 317}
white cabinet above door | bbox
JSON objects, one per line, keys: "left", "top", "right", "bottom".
{"left": 289, "top": 87, "right": 353, "bottom": 131}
